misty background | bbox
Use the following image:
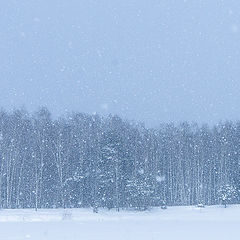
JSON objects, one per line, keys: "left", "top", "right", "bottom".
{"left": 1, "top": 0, "right": 240, "bottom": 126}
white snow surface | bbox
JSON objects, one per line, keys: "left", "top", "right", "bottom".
{"left": 0, "top": 205, "right": 239, "bottom": 240}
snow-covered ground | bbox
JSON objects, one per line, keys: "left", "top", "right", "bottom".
{"left": 0, "top": 205, "right": 239, "bottom": 240}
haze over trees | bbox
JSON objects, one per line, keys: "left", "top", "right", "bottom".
{"left": 0, "top": 108, "right": 239, "bottom": 210}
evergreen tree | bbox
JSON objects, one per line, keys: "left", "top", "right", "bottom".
{"left": 218, "top": 184, "right": 237, "bottom": 208}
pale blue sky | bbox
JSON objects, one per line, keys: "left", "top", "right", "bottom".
{"left": 1, "top": 0, "right": 240, "bottom": 126}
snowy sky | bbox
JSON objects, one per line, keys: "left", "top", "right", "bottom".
{"left": 1, "top": 0, "right": 240, "bottom": 126}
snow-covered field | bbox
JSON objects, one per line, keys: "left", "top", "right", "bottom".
{"left": 0, "top": 205, "right": 239, "bottom": 240}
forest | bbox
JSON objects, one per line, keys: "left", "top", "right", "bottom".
{"left": 0, "top": 108, "right": 239, "bottom": 210}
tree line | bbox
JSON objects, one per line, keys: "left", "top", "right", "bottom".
{"left": 0, "top": 108, "right": 239, "bottom": 210}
